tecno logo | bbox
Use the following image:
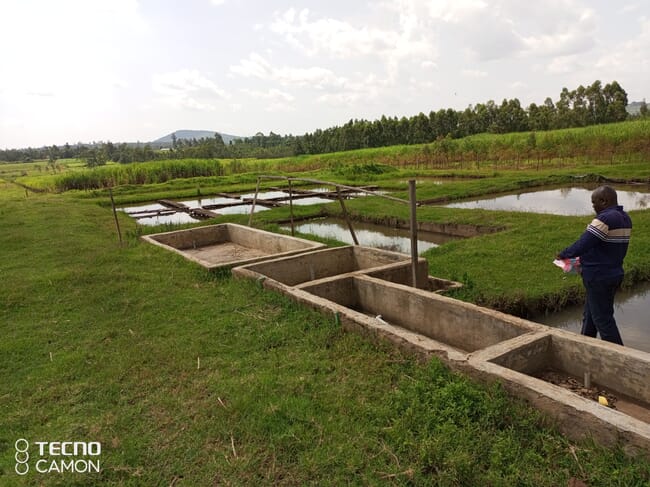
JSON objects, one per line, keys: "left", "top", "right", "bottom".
{"left": 14, "top": 439, "right": 102, "bottom": 475}
{"left": 34, "top": 441, "right": 102, "bottom": 456}
{"left": 15, "top": 439, "right": 30, "bottom": 475}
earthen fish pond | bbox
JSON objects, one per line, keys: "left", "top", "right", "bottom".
{"left": 120, "top": 187, "right": 368, "bottom": 226}
{"left": 441, "top": 184, "right": 650, "bottom": 215}
{"left": 280, "top": 217, "right": 463, "bottom": 254}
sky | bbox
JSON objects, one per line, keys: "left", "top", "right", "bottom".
{"left": 1, "top": 0, "right": 649, "bottom": 149}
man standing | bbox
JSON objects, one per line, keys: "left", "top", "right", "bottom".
{"left": 557, "top": 185, "right": 632, "bottom": 345}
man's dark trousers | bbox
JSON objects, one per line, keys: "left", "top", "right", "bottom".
{"left": 581, "top": 275, "right": 624, "bottom": 345}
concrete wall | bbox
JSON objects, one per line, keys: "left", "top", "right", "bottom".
{"left": 234, "top": 246, "right": 414, "bottom": 287}
{"left": 484, "top": 334, "right": 552, "bottom": 375}
{"left": 226, "top": 224, "right": 321, "bottom": 253}
{"left": 298, "top": 276, "right": 359, "bottom": 309}
{"left": 483, "top": 332, "right": 650, "bottom": 404}
{"left": 364, "top": 260, "right": 429, "bottom": 289}
{"left": 302, "top": 275, "right": 538, "bottom": 353}
{"left": 147, "top": 224, "right": 229, "bottom": 250}
{"left": 550, "top": 334, "right": 650, "bottom": 403}
{"left": 142, "top": 223, "right": 325, "bottom": 270}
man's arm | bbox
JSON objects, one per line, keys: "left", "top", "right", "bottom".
{"left": 558, "top": 218, "right": 607, "bottom": 258}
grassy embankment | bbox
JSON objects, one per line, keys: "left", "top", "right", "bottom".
{"left": 2, "top": 176, "right": 650, "bottom": 485}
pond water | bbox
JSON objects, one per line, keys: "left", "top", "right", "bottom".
{"left": 179, "top": 196, "right": 237, "bottom": 207}
{"left": 280, "top": 217, "right": 460, "bottom": 254}
{"left": 121, "top": 189, "right": 368, "bottom": 226}
{"left": 135, "top": 212, "right": 200, "bottom": 226}
{"left": 240, "top": 191, "right": 291, "bottom": 200}
{"left": 534, "top": 281, "right": 650, "bottom": 353}
{"left": 240, "top": 190, "right": 347, "bottom": 205}
{"left": 121, "top": 202, "right": 168, "bottom": 213}
{"left": 443, "top": 185, "right": 650, "bottom": 215}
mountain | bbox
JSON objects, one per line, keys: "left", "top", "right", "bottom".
{"left": 626, "top": 101, "right": 647, "bottom": 116}
{"left": 153, "top": 130, "right": 244, "bottom": 147}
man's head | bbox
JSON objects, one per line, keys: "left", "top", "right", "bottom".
{"left": 591, "top": 185, "right": 618, "bottom": 214}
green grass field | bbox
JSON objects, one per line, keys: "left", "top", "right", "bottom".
{"left": 2, "top": 141, "right": 650, "bottom": 485}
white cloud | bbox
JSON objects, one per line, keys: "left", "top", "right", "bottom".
{"left": 241, "top": 88, "right": 295, "bottom": 112}
{"left": 315, "top": 75, "right": 387, "bottom": 106}
{"left": 211, "top": 0, "right": 226, "bottom": 5}
{"left": 230, "top": 53, "right": 347, "bottom": 88}
{"left": 426, "top": 0, "right": 488, "bottom": 23}
{"left": 408, "top": 0, "right": 598, "bottom": 62}
{"left": 521, "top": 8, "right": 596, "bottom": 57}
{"left": 153, "top": 69, "right": 230, "bottom": 111}
{"left": 270, "top": 8, "right": 398, "bottom": 58}
{"left": 620, "top": 3, "right": 641, "bottom": 14}
{"left": 595, "top": 17, "right": 650, "bottom": 72}
{"left": 242, "top": 88, "right": 294, "bottom": 102}
{"left": 462, "top": 69, "right": 488, "bottom": 78}
{"left": 269, "top": 7, "right": 435, "bottom": 80}
{"left": 546, "top": 55, "right": 584, "bottom": 74}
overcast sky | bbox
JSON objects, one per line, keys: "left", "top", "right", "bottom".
{"left": 1, "top": 0, "right": 649, "bottom": 149}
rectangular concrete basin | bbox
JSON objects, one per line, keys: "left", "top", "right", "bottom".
{"left": 141, "top": 223, "right": 325, "bottom": 270}
{"left": 470, "top": 331, "right": 650, "bottom": 453}
{"left": 233, "top": 245, "right": 426, "bottom": 287}
{"left": 364, "top": 265, "right": 461, "bottom": 293}
{"left": 299, "top": 275, "right": 540, "bottom": 353}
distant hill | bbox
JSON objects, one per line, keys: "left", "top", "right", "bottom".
{"left": 153, "top": 130, "right": 244, "bottom": 147}
{"left": 626, "top": 101, "right": 647, "bottom": 116}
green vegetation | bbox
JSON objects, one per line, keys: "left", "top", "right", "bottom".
{"left": 2, "top": 180, "right": 650, "bottom": 485}
{"left": 34, "top": 119, "right": 650, "bottom": 194}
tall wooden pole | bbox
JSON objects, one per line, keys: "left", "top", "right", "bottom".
{"left": 338, "top": 187, "right": 359, "bottom": 245}
{"left": 288, "top": 179, "right": 295, "bottom": 236}
{"left": 409, "top": 179, "right": 418, "bottom": 288}
{"left": 109, "top": 188, "right": 123, "bottom": 246}
{"left": 248, "top": 177, "right": 261, "bottom": 227}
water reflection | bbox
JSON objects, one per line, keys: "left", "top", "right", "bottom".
{"left": 135, "top": 212, "right": 200, "bottom": 226}
{"left": 280, "top": 217, "right": 460, "bottom": 254}
{"left": 443, "top": 185, "right": 650, "bottom": 215}
{"left": 240, "top": 191, "right": 290, "bottom": 200}
{"left": 534, "top": 281, "right": 650, "bottom": 353}
{"left": 179, "top": 196, "right": 236, "bottom": 207}
{"left": 215, "top": 204, "right": 270, "bottom": 215}
{"left": 121, "top": 203, "right": 167, "bottom": 213}
{"left": 121, "top": 189, "right": 366, "bottom": 226}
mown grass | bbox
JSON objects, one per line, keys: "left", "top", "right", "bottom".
{"left": 2, "top": 181, "right": 650, "bottom": 485}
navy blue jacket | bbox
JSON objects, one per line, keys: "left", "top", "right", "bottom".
{"left": 559, "top": 205, "right": 632, "bottom": 280}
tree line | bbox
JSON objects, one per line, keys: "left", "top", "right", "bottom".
{"left": 1, "top": 80, "right": 646, "bottom": 164}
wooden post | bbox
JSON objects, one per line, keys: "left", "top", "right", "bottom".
{"left": 288, "top": 178, "right": 295, "bottom": 236}
{"left": 338, "top": 187, "right": 359, "bottom": 245}
{"left": 109, "top": 188, "right": 123, "bottom": 246}
{"left": 248, "top": 177, "right": 261, "bottom": 227}
{"left": 409, "top": 180, "right": 418, "bottom": 288}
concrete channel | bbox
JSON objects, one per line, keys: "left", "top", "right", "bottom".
{"left": 143, "top": 226, "right": 650, "bottom": 456}
{"left": 141, "top": 223, "right": 325, "bottom": 270}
